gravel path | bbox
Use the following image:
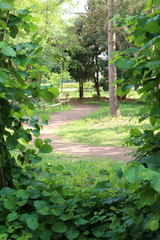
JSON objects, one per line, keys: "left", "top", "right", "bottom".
{"left": 40, "top": 103, "right": 134, "bottom": 161}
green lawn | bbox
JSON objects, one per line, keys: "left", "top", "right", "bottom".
{"left": 66, "top": 89, "right": 141, "bottom": 99}
{"left": 55, "top": 101, "right": 150, "bottom": 147}
{"left": 36, "top": 152, "right": 123, "bottom": 189}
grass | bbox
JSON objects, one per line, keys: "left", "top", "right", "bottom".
{"left": 13, "top": 147, "right": 123, "bottom": 189}
{"left": 67, "top": 89, "right": 141, "bottom": 99}
{"left": 55, "top": 101, "right": 150, "bottom": 147}
{"left": 68, "top": 90, "right": 109, "bottom": 98}
{"left": 36, "top": 152, "right": 124, "bottom": 188}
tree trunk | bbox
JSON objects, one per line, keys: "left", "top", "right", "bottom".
{"left": 0, "top": 169, "right": 7, "bottom": 189}
{"left": 94, "top": 55, "right": 100, "bottom": 97}
{"left": 108, "top": 0, "right": 119, "bottom": 117}
{"left": 79, "top": 80, "right": 84, "bottom": 99}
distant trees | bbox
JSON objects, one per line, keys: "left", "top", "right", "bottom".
{"left": 68, "top": 0, "right": 146, "bottom": 104}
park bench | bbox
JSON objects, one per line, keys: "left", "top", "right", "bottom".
{"left": 41, "top": 92, "right": 69, "bottom": 111}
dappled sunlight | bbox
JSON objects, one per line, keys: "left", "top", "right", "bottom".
{"left": 37, "top": 103, "right": 133, "bottom": 161}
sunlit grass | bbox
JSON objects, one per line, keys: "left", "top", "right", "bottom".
{"left": 36, "top": 152, "right": 123, "bottom": 188}
{"left": 55, "top": 101, "right": 150, "bottom": 147}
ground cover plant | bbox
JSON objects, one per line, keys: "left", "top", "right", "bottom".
{"left": 55, "top": 101, "right": 150, "bottom": 147}
{"left": 1, "top": 155, "right": 160, "bottom": 239}
{"left": 37, "top": 153, "right": 122, "bottom": 189}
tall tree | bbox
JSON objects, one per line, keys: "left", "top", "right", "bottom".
{"left": 108, "top": 0, "right": 119, "bottom": 116}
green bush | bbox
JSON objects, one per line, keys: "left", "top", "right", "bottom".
{"left": 1, "top": 161, "right": 160, "bottom": 240}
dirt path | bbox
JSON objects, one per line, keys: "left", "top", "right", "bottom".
{"left": 40, "top": 103, "right": 134, "bottom": 161}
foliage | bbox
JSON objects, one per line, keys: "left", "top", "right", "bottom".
{"left": 113, "top": 0, "right": 160, "bottom": 163}
{"left": 0, "top": 0, "right": 59, "bottom": 188}
{"left": 1, "top": 1, "right": 160, "bottom": 240}
{"left": 1, "top": 159, "right": 160, "bottom": 239}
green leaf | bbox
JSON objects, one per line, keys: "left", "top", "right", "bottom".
{"left": 122, "top": 84, "right": 134, "bottom": 91}
{"left": 40, "top": 90, "right": 54, "bottom": 102}
{"left": 0, "top": 225, "right": 7, "bottom": 234}
{"left": 0, "top": 187, "right": 14, "bottom": 196}
{"left": 34, "top": 200, "right": 47, "bottom": 210}
{"left": 18, "top": 9, "right": 30, "bottom": 15}
{"left": 13, "top": 55, "right": 29, "bottom": 66}
{"left": 10, "top": 25, "right": 19, "bottom": 38}
{"left": 16, "top": 189, "right": 29, "bottom": 200}
{"left": 7, "top": 212, "right": 19, "bottom": 222}
{"left": 35, "top": 138, "right": 43, "bottom": 149}
{"left": 154, "top": 36, "right": 160, "bottom": 49}
{"left": 145, "top": 15, "right": 160, "bottom": 33}
{"left": 139, "top": 188, "right": 157, "bottom": 207}
{"left": 3, "top": 197, "right": 17, "bottom": 210}
{"left": 151, "top": 174, "right": 160, "bottom": 192}
{"left": 2, "top": 46, "right": 16, "bottom": 57}
{"left": 29, "top": 189, "right": 41, "bottom": 199}
{"left": 0, "top": 3, "right": 11, "bottom": 9}
{"left": 48, "top": 87, "right": 59, "bottom": 98}
{"left": 146, "top": 60, "right": 160, "bottom": 70}
{"left": 149, "top": 220, "right": 159, "bottom": 231}
{"left": 74, "top": 218, "right": 88, "bottom": 225}
{"left": 94, "top": 181, "right": 112, "bottom": 191}
{"left": 52, "top": 222, "right": 67, "bottom": 233}
{"left": 124, "top": 164, "right": 145, "bottom": 184}
{"left": 92, "top": 226, "right": 105, "bottom": 238}
{"left": 0, "top": 20, "right": 7, "bottom": 29}
{"left": 151, "top": 106, "right": 160, "bottom": 117}
{"left": 0, "top": 42, "right": 7, "bottom": 48}
{"left": 139, "top": 155, "right": 160, "bottom": 171}
{"left": 18, "top": 200, "right": 27, "bottom": 207}
{"left": 40, "top": 230, "right": 52, "bottom": 240}
{"left": 51, "top": 208, "right": 62, "bottom": 216}
{"left": 60, "top": 214, "right": 72, "bottom": 221}
{"left": 44, "top": 139, "right": 52, "bottom": 144}
{"left": 39, "top": 144, "right": 52, "bottom": 153}
{"left": 130, "top": 128, "right": 142, "bottom": 137}
{"left": 117, "top": 87, "right": 126, "bottom": 97}
{"left": 0, "top": 68, "right": 8, "bottom": 83}
{"left": 10, "top": 67, "right": 24, "bottom": 85}
{"left": 26, "top": 216, "right": 39, "bottom": 231}
{"left": 65, "top": 227, "right": 79, "bottom": 240}
{"left": 116, "top": 58, "right": 136, "bottom": 69}
{"left": 6, "top": 135, "right": 19, "bottom": 150}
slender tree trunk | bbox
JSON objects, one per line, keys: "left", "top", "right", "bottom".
{"left": 0, "top": 169, "right": 7, "bottom": 189}
{"left": 79, "top": 80, "right": 84, "bottom": 99}
{"left": 94, "top": 55, "right": 100, "bottom": 97}
{"left": 108, "top": 0, "right": 119, "bottom": 117}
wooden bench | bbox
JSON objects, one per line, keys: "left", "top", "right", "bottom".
{"left": 41, "top": 93, "right": 69, "bottom": 111}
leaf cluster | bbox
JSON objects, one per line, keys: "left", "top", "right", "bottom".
{"left": 0, "top": 160, "right": 160, "bottom": 240}
{"left": 113, "top": 2, "right": 160, "bottom": 161}
{"left": 0, "top": 0, "right": 59, "bottom": 188}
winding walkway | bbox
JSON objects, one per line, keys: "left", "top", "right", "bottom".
{"left": 40, "top": 103, "right": 134, "bottom": 161}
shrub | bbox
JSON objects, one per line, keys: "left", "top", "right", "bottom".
{"left": 0, "top": 162, "right": 160, "bottom": 240}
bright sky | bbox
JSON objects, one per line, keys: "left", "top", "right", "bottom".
{"left": 73, "top": 0, "right": 87, "bottom": 12}
{"left": 62, "top": 0, "right": 87, "bottom": 19}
